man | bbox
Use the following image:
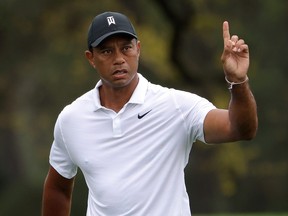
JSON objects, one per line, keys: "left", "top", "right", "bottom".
{"left": 42, "top": 11, "right": 257, "bottom": 216}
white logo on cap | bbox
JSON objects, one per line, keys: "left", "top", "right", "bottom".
{"left": 107, "top": 16, "right": 116, "bottom": 26}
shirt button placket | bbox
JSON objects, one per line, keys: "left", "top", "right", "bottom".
{"left": 113, "top": 115, "right": 122, "bottom": 137}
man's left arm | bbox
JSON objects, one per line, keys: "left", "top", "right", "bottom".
{"left": 203, "top": 21, "right": 258, "bottom": 144}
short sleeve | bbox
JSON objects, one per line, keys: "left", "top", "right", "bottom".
{"left": 49, "top": 113, "right": 77, "bottom": 179}
{"left": 172, "top": 89, "right": 216, "bottom": 143}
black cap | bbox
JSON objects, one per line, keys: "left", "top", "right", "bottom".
{"left": 87, "top": 12, "right": 137, "bottom": 48}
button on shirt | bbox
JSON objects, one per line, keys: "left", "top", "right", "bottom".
{"left": 49, "top": 74, "right": 216, "bottom": 216}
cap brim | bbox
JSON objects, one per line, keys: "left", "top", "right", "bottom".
{"left": 91, "top": 31, "right": 137, "bottom": 47}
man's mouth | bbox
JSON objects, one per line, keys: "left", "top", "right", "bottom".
{"left": 113, "top": 69, "right": 127, "bottom": 75}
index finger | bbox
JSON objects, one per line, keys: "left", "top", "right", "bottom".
{"left": 223, "top": 21, "right": 230, "bottom": 45}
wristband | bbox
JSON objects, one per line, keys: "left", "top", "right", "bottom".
{"left": 225, "top": 76, "right": 249, "bottom": 90}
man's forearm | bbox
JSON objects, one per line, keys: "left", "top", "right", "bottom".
{"left": 228, "top": 81, "right": 258, "bottom": 140}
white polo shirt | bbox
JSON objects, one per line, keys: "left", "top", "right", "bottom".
{"left": 50, "top": 74, "right": 216, "bottom": 216}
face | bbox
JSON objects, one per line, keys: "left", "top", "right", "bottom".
{"left": 85, "top": 35, "right": 140, "bottom": 90}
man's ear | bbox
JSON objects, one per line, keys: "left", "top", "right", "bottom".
{"left": 85, "top": 50, "right": 95, "bottom": 68}
{"left": 136, "top": 40, "right": 141, "bottom": 58}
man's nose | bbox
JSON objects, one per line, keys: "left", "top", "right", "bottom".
{"left": 113, "top": 49, "right": 125, "bottom": 65}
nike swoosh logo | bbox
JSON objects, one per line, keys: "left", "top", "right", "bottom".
{"left": 138, "top": 109, "right": 152, "bottom": 119}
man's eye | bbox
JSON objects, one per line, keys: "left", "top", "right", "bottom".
{"left": 123, "top": 45, "right": 132, "bottom": 51}
{"left": 101, "top": 49, "right": 112, "bottom": 55}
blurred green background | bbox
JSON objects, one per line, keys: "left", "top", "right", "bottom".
{"left": 0, "top": 0, "right": 287, "bottom": 215}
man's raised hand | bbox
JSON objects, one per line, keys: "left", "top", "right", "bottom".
{"left": 221, "top": 21, "right": 249, "bottom": 82}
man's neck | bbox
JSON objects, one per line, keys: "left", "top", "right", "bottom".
{"left": 99, "top": 77, "right": 139, "bottom": 113}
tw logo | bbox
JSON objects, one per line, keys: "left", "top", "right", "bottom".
{"left": 107, "top": 16, "right": 116, "bottom": 26}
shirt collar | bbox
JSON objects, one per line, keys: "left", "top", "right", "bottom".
{"left": 92, "top": 73, "right": 148, "bottom": 111}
